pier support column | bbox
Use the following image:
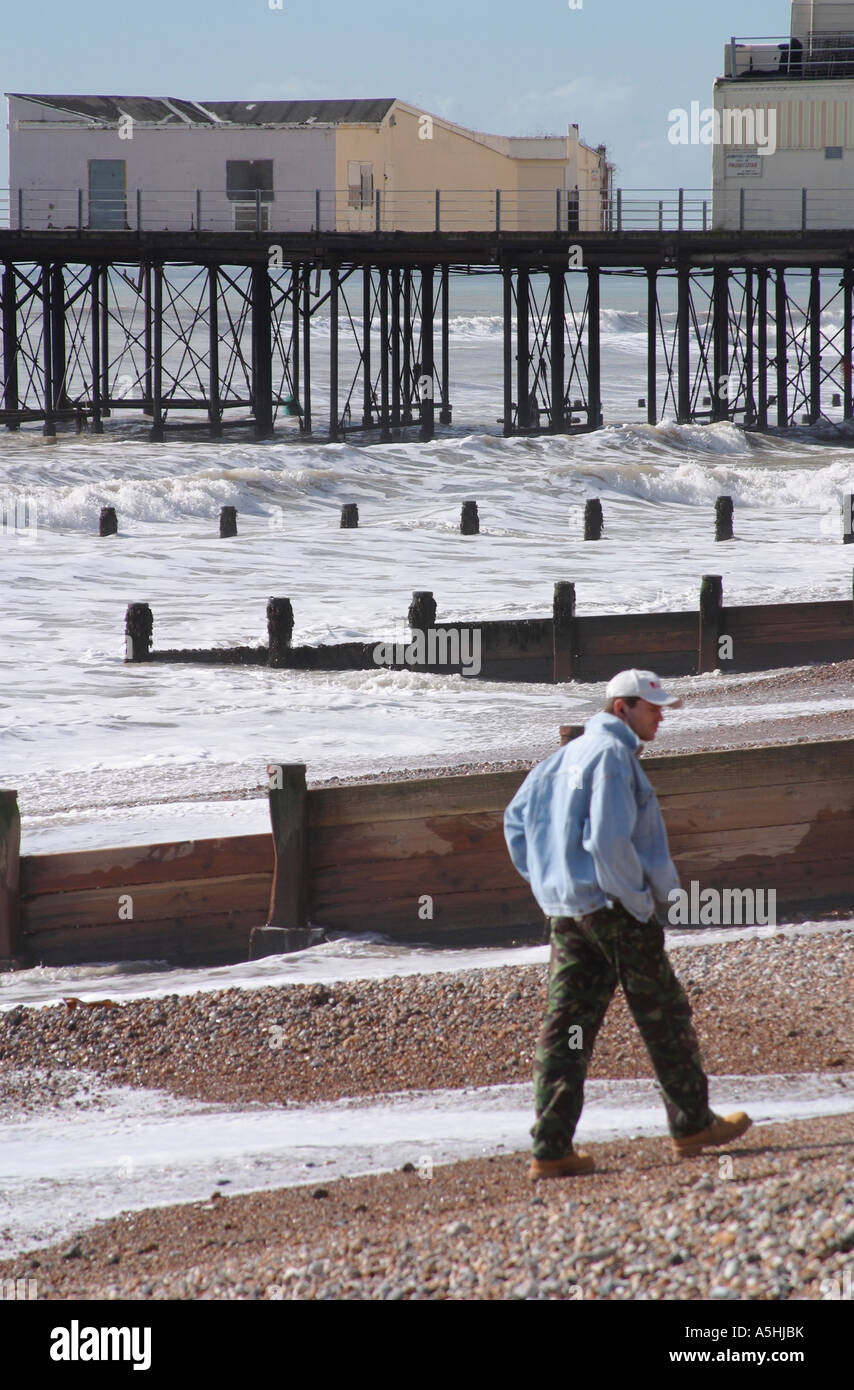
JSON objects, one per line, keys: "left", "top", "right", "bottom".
{"left": 100, "top": 266, "right": 111, "bottom": 417}
{"left": 844, "top": 265, "right": 853, "bottom": 423}
{"left": 289, "top": 261, "right": 300, "bottom": 436}
{"left": 391, "top": 267, "right": 401, "bottom": 431}
{"left": 329, "top": 263, "right": 340, "bottom": 440}
{"left": 419, "top": 263, "right": 435, "bottom": 442}
{"left": 302, "top": 266, "right": 312, "bottom": 435}
{"left": 757, "top": 268, "right": 769, "bottom": 430}
{"left": 2, "top": 264, "right": 20, "bottom": 429}
{"left": 516, "top": 267, "right": 530, "bottom": 430}
{"left": 41, "top": 264, "right": 55, "bottom": 438}
{"left": 402, "top": 268, "right": 413, "bottom": 425}
{"left": 549, "top": 268, "right": 565, "bottom": 433}
{"left": 50, "top": 264, "right": 68, "bottom": 412}
{"left": 502, "top": 265, "right": 514, "bottom": 437}
{"left": 677, "top": 264, "right": 690, "bottom": 423}
{"left": 251, "top": 263, "right": 274, "bottom": 439}
{"left": 379, "top": 268, "right": 391, "bottom": 441}
{"left": 712, "top": 266, "right": 729, "bottom": 422}
{"left": 440, "top": 263, "right": 452, "bottom": 425}
{"left": 208, "top": 265, "right": 222, "bottom": 439}
{"left": 149, "top": 263, "right": 164, "bottom": 442}
{"left": 809, "top": 266, "right": 821, "bottom": 424}
{"left": 143, "top": 263, "right": 152, "bottom": 415}
{"left": 89, "top": 264, "right": 103, "bottom": 434}
{"left": 362, "top": 265, "right": 373, "bottom": 428}
{"left": 646, "top": 268, "right": 657, "bottom": 425}
{"left": 744, "top": 268, "right": 756, "bottom": 427}
{"left": 587, "top": 265, "right": 601, "bottom": 429}
{"left": 775, "top": 268, "right": 788, "bottom": 428}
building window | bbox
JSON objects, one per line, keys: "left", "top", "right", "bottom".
{"left": 348, "top": 161, "right": 374, "bottom": 209}
{"left": 226, "top": 160, "right": 274, "bottom": 201}
{"left": 825, "top": 146, "right": 843, "bottom": 159}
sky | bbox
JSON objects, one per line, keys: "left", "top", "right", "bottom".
{"left": 1, "top": 0, "right": 788, "bottom": 189}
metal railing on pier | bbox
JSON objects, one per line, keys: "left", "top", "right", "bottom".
{"left": 4, "top": 184, "right": 854, "bottom": 235}
{"left": 0, "top": 186, "right": 713, "bottom": 235}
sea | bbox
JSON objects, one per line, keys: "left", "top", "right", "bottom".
{"left": 1, "top": 266, "right": 854, "bottom": 857}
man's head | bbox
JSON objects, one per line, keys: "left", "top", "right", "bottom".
{"left": 604, "top": 669, "right": 682, "bottom": 743}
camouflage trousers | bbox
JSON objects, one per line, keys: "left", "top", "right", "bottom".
{"left": 532, "top": 904, "right": 715, "bottom": 1159}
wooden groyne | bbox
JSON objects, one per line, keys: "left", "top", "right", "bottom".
{"left": 2, "top": 736, "right": 853, "bottom": 969}
{"left": 124, "top": 573, "right": 854, "bottom": 684}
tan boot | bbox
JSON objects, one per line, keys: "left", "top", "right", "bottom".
{"left": 528, "top": 1149, "right": 595, "bottom": 1179}
{"left": 672, "top": 1111, "right": 752, "bottom": 1158}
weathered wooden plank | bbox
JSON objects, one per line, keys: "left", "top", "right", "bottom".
{"left": 667, "top": 817, "right": 854, "bottom": 865}
{"left": 20, "top": 910, "right": 261, "bottom": 966}
{"left": 21, "top": 873, "right": 272, "bottom": 932}
{"left": 307, "top": 769, "right": 530, "bottom": 828}
{"left": 670, "top": 858, "right": 854, "bottom": 900}
{"left": 266, "top": 763, "right": 307, "bottom": 929}
{"left": 575, "top": 612, "right": 697, "bottom": 656}
{"left": 574, "top": 651, "right": 698, "bottom": 681}
{"left": 659, "top": 780, "right": 854, "bottom": 836}
{"left": 723, "top": 600, "right": 852, "bottom": 638}
{"left": 20, "top": 833, "right": 272, "bottom": 898}
{"left": 311, "top": 885, "right": 541, "bottom": 934}
{"left": 308, "top": 811, "right": 505, "bottom": 870}
{"left": 0, "top": 790, "right": 21, "bottom": 961}
{"left": 436, "top": 619, "right": 552, "bottom": 662}
{"left": 311, "top": 845, "right": 523, "bottom": 907}
{"left": 644, "top": 739, "right": 854, "bottom": 797}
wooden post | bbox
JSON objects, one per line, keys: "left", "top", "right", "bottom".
{"left": 340, "top": 503, "right": 359, "bottom": 528}
{"left": 584, "top": 498, "right": 603, "bottom": 540}
{"left": 408, "top": 591, "right": 437, "bottom": 630}
{"left": 715, "top": 495, "right": 734, "bottom": 541}
{"left": 460, "top": 500, "right": 479, "bottom": 535}
{"left": 698, "top": 575, "right": 723, "bottom": 674}
{"left": 124, "top": 603, "right": 153, "bottom": 662}
{"left": 253, "top": 763, "right": 310, "bottom": 955}
{"left": 843, "top": 495, "right": 854, "bottom": 544}
{"left": 558, "top": 724, "right": 585, "bottom": 745}
{"left": 0, "top": 790, "right": 21, "bottom": 966}
{"left": 267, "top": 597, "right": 294, "bottom": 667}
{"left": 553, "top": 580, "right": 576, "bottom": 683}
{"left": 99, "top": 506, "right": 117, "bottom": 537}
{"left": 219, "top": 505, "right": 237, "bottom": 538}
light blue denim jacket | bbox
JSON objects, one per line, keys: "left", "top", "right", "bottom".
{"left": 504, "top": 712, "right": 680, "bottom": 923}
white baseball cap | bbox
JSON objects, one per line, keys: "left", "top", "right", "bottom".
{"left": 605, "top": 668, "right": 683, "bottom": 708}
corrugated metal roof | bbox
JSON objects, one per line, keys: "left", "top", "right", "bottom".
{"left": 204, "top": 99, "right": 395, "bottom": 125}
{"left": 10, "top": 95, "right": 396, "bottom": 126}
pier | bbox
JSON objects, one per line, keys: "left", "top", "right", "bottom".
{"left": 3, "top": 197, "right": 854, "bottom": 439}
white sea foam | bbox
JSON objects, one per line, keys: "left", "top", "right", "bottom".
{"left": 1, "top": 1069, "right": 850, "bottom": 1259}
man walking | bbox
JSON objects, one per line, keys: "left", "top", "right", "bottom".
{"left": 504, "top": 669, "right": 751, "bottom": 1178}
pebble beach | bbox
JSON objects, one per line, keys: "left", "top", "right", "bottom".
{"left": 1, "top": 918, "right": 851, "bottom": 1300}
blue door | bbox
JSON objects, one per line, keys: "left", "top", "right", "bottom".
{"left": 89, "top": 160, "right": 126, "bottom": 229}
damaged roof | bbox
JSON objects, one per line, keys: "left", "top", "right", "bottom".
{"left": 9, "top": 95, "right": 397, "bottom": 126}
